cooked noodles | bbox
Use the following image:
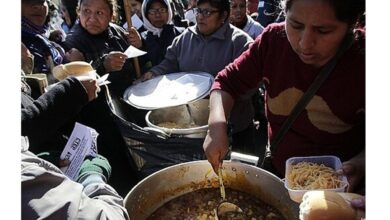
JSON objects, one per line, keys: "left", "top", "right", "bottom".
{"left": 287, "top": 161, "right": 343, "bottom": 190}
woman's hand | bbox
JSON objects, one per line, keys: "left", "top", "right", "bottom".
{"left": 65, "top": 48, "right": 85, "bottom": 62}
{"left": 133, "top": 71, "right": 157, "bottom": 84}
{"left": 75, "top": 75, "right": 100, "bottom": 102}
{"left": 59, "top": 159, "right": 71, "bottom": 168}
{"left": 49, "top": 30, "right": 65, "bottom": 43}
{"left": 37, "top": 151, "right": 70, "bottom": 169}
{"left": 203, "top": 90, "right": 235, "bottom": 174}
{"left": 337, "top": 150, "right": 365, "bottom": 192}
{"left": 21, "top": 43, "right": 34, "bottom": 74}
{"left": 127, "top": 27, "right": 142, "bottom": 49}
{"left": 203, "top": 122, "right": 230, "bottom": 174}
{"left": 351, "top": 196, "right": 365, "bottom": 209}
{"left": 103, "top": 51, "right": 128, "bottom": 72}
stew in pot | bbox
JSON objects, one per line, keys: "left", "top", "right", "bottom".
{"left": 148, "top": 187, "right": 286, "bottom": 220}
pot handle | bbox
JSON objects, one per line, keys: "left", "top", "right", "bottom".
{"left": 142, "top": 127, "right": 171, "bottom": 139}
{"left": 230, "top": 152, "right": 259, "bottom": 166}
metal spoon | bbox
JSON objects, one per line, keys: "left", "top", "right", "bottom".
{"left": 216, "top": 202, "right": 244, "bottom": 219}
{"left": 218, "top": 166, "right": 226, "bottom": 200}
{"left": 216, "top": 166, "right": 245, "bottom": 219}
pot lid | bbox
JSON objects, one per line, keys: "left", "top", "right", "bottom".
{"left": 123, "top": 71, "right": 214, "bottom": 110}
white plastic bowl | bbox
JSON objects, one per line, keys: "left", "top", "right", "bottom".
{"left": 284, "top": 155, "right": 348, "bottom": 203}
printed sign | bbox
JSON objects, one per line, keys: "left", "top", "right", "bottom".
{"left": 60, "top": 122, "right": 98, "bottom": 180}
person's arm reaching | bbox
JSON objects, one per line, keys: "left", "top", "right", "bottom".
{"left": 75, "top": 155, "right": 130, "bottom": 219}
{"left": 22, "top": 151, "right": 129, "bottom": 219}
{"left": 21, "top": 76, "right": 98, "bottom": 139}
{"left": 203, "top": 90, "right": 235, "bottom": 173}
{"left": 337, "top": 150, "right": 365, "bottom": 193}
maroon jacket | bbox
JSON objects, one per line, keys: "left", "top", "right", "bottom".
{"left": 213, "top": 23, "right": 365, "bottom": 175}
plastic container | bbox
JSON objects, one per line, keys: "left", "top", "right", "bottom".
{"left": 284, "top": 155, "right": 348, "bottom": 203}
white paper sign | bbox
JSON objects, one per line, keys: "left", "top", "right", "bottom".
{"left": 123, "top": 14, "right": 144, "bottom": 30}
{"left": 124, "top": 45, "right": 147, "bottom": 58}
{"left": 258, "top": 1, "right": 265, "bottom": 8}
{"left": 60, "top": 122, "right": 98, "bottom": 180}
{"left": 97, "top": 73, "right": 111, "bottom": 86}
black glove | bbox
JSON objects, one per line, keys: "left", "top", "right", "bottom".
{"left": 76, "top": 154, "right": 112, "bottom": 182}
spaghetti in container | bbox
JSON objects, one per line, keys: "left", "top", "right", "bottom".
{"left": 284, "top": 155, "right": 348, "bottom": 203}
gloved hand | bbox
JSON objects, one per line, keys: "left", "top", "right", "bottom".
{"left": 76, "top": 154, "right": 112, "bottom": 182}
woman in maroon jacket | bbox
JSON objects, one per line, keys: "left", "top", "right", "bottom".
{"left": 203, "top": 0, "right": 365, "bottom": 194}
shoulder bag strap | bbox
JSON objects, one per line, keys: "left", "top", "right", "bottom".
{"left": 264, "top": 34, "right": 355, "bottom": 159}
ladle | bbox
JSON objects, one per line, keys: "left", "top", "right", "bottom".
{"left": 215, "top": 166, "right": 245, "bottom": 219}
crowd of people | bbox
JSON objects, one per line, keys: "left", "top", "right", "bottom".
{"left": 20, "top": 0, "right": 366, "bottom": 219}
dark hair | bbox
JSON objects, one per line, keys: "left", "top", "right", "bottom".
{"left": 78, "top": 0, "right": 118, "bottom": 22}
{"left": 282, "top": 0, "right": 365, "bottom": 27}
{"left": 61, "top": 0, "right": 78, "bottom": 27}
{"left": 197, "top": 0, "right": 231, "bottom": 21}
{"left": 145, "top": 0, "right": 168, "bottom": 14}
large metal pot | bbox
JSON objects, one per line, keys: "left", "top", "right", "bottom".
{"left": 124, "top": 160, "right": 299, "bottom": 219}
{"left": 145, "top": 99, "right": 209, "bottom": 138}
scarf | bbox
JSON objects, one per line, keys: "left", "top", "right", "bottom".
{"left": 21, "top": 16, "right": 48, "bottom": 36}
{"left": 22, "top": 17, "right": 63, "bottom": 66}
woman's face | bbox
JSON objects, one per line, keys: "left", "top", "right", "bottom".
{"left": 147, "top": 1, "right": 169, "bottom": 28}
{"left": 130, "top": 0, "right": 142, "bottom": 18}
{"left": 79, "top": 0, "right": 112, "bottom": 35}
{"left": 21, "top": 0, "right": 49, "bottom": 27}
{"left": 196, "top": 3, "right": 226, "bottom": 36}
{"left": 230, "top": 0, "right": 247, "bottom": 27}
{"left": 286, "top": 0, "right": 349, "bottom": 67}
{"left": 60, "top": 3, "right": 72, "bottom": 26}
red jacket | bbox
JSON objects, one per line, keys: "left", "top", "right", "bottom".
{"left": 213, "top": 23, "right": 365, "bottom": 175}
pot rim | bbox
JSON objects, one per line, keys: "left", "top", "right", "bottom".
{"left": 124, "top": 160, "right": 299, "bottom": 220}
{"left": 145, "top": 110, "right": 208, "bottom": 134}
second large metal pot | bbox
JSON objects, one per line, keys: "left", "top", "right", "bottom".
{"left": 124, "top": 160, "right": 299, "bottom": 219}
{"left": 145, "top": 99, "right": 209, "bottom": 138}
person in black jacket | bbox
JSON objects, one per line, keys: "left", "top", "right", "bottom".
{"left": 63, "top": 0, "right": 146, "bottom": 95}
{"left": 62, "top": 0, "right": 143, "bottom": 196}
{"left": 21, "top": 57, "right": 129, "bottom": 219}
{"left": 22, "top": 0, "right": 84, "bottom": 84}
{"left": 21, "top": 64, "right": 99, "bottom": 154}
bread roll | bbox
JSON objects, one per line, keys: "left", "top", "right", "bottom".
{"left": 52, "top": 61, "right": 95, "bottom": 80}
{"left": 299, "top": 191, "right": 364, "bottom": 220}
